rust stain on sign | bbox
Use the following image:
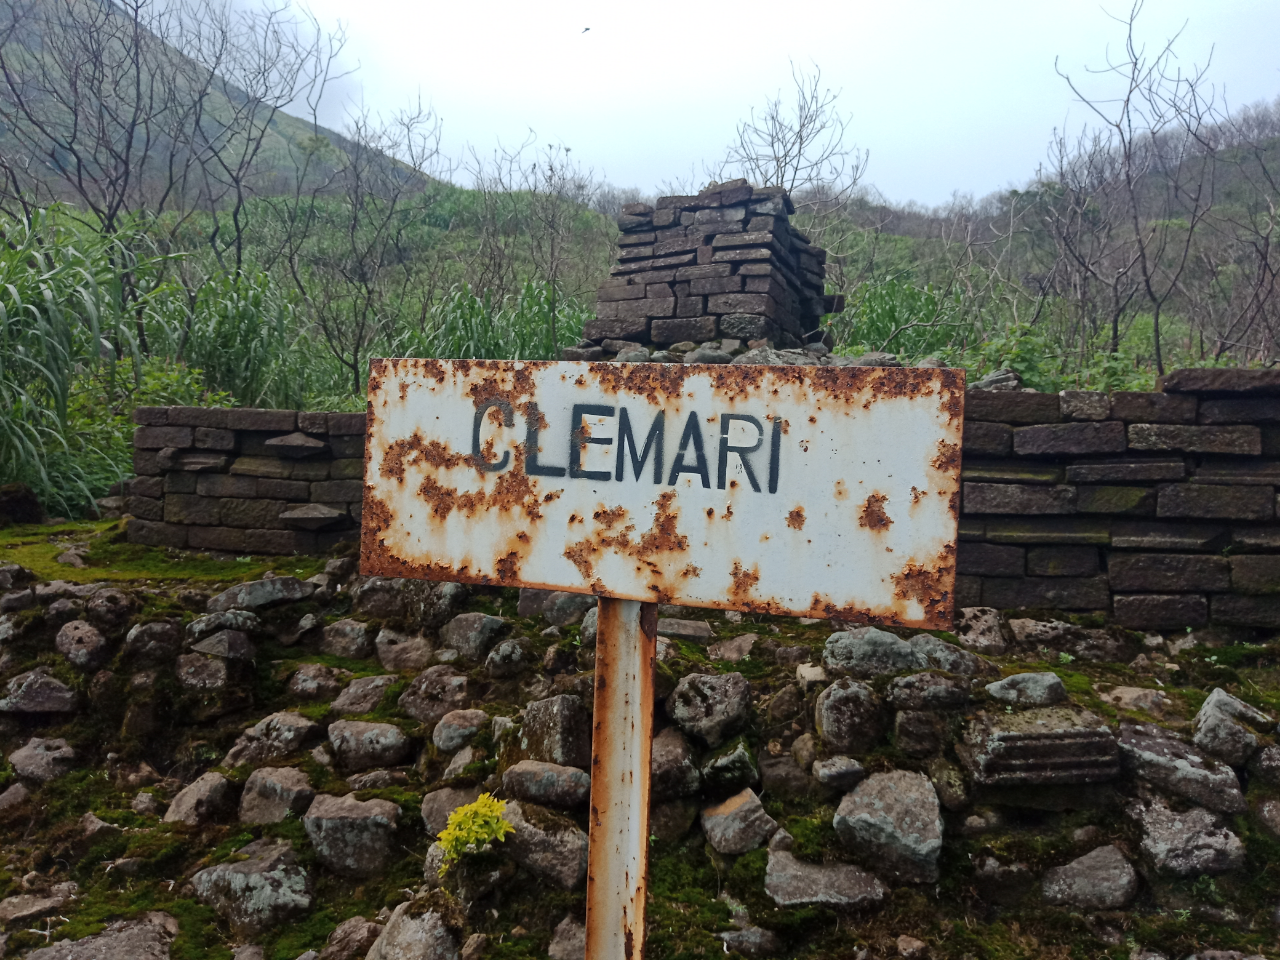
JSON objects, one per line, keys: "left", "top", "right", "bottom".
{"left": 360, "top": 358, "right": 965, "bottom": 628}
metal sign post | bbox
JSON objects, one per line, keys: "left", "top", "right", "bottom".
{"left": 360, "top": 358, "right": 964, "bottom": 959}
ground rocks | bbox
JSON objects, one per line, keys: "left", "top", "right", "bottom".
{"left": 485, "top": 638, "right": 528, "bottom": 678}
{"left": 1041, "top": 845, "right": 1138, "bottom": 909}
{"left": 328, "top": 720, "right": 412, "bottom": 771}
{"left": 764, "top": 830, "right": 887, "bottom": 908}
{"left": 519, "top": 695, "right": 591, "bottom": 767}
{"left": 223, "top": 712, "right": 322, "bottom": 766}
{"left": 985, "top": 672, "right": 1068, "bottom": 706}
{"left": 1118, "top": 723, "right": 1245, "bottom": 813}
{"left": 365, "top": 902, "right": 459, "bottom": 960}
{"left": 666, "top": 673, "right": 750, "bottom": 747}
{"left": 433, "top": 709, "right": 489, "bottom": 752}
{"left": 164, "top": 771, "right": 233, "bottom": 825}
{"left": 10, "top": 737, "right": 75, "bottom": 782}
{"left": 55, "top": 620, "right": 109, "bottom": 669}
{"left": 239, "top": 767, "right": 316, "bottom": 823}
{"left": 0, "top": 668, "right": 76, "bottom": 713}
{"left": 175, "top": 653, "right": 227, "bottom": 691}
{"left": 303, "top": 794, "right": 400, "bottom": 877}
{"left": 420, "top": 786, "right": 482, "bottom": 835}
{"left": 502, "top": 760, "right": 591, "bottom": 807}
{"left": 1194, "top": 688, "right": 1272, "bottom": 766}
{"left": 375, "top": 628, "right": 433, "bottom": 672}
{"left": 954, "top": 607, "right": 1008, "bottom": 655}
{"left": 439, "top": 612, "right": 506, "bottom": 661}
{"left": 547, "top": 915, "right": 586, "bottom": 960}
{"left": 1129, "top": 799, "right": 1246, "bottom": 876}
{"left": 322, "top": 619, "right": 375, "bottom": 659}
{"left": 123, "top": 621, "right": 182, "bottom": 663}
{"left": 24, "top": 911, "right": 179, "bottom": 959}
{"left": 650, "top": 726, "right": 701, "bottom": 799}
{"left": 288, "top": 663, "right": 351, "bottom": 701}
{"left": 190, "top": 839, "right": 312, "bottom": 937}
{"left": 701, "top": 739, "right": 759, "bottom": 794}
{"left": 208, "top": 576, "right": 316, "bottom": 612}
{"left": 318, "top": 917, "right": 384, "bottom": 960}
{"left": 331, "top": 675, "right": 396, "bottom": 714}
{"left": 542, "top": 592, "right": 595, "bottom": 627}
{"left": 702, "top": 788, "right": 777, "bottom": 854}
{"left": 815, "top": 679, "right": 886, "bottom": 754}
{"left": 822, "top": 626, "right": 928, "bottom": 678}
{"left": 502, "top": 800, "right": 589, "bottom": 889}
{"left": 890, "top": 673, "right": 970, "bottom": 710}
{"left": 84, "top": 587, "right": 135, "bottom": 631}
{"left": 399, "top": 666, "right": 470, "bottom": 726}
{"left": 813, "top": 756, "right": 866, "bottom": 792}
{"left": 833, "top": 770, "right": 943, "bottom": 883}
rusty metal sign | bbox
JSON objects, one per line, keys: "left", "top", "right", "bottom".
{"left": 360, "top": 358, "right": 964, "bottom": 629}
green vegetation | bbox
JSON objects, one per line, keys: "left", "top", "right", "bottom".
{"left": 435, "top": 794, "right": 516, "bottom": 874}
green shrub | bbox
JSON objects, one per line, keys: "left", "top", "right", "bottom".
{"left": 435, "top": 792, "right": 515, "bottom": 874}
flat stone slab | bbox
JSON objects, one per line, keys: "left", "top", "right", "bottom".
{"left": 958, "top": 706, "right": 1119, "bottom": 788}
{"left": 1118, "top": 723, "right": 1244, "bottom": 813}
{"left": 764, "top": 831, "right": 887, "bottom": 908}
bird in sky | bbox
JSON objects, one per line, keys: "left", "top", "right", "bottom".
{"left": 581, "top": 27, "right": 589, "bottom": 33}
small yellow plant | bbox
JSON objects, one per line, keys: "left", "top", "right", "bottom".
{"left": 436, "top": 793, "right": 515, "bottom": 876}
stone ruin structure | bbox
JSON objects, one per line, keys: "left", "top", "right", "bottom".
{"left": 563, "top": 180, "right": 843, "bottom": 363}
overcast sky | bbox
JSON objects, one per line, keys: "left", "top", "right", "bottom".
{"left": 296, "top": 0, "right": 1280, "bottom": 207}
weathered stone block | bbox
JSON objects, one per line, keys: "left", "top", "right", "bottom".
{"left": 330, "top": 459, "right": 363, "bottom": 480}
{"left": 230, "top": 456, "right": 293, "bottom": 479}
{"left": 964, "top": 483, "right": 1075, "bottom": 514}
{"left": 328, "top": 413, "right": 366, "bottom": 435}
{"left": 652, "top": 317, "right": 718, "bottom": 343}
{"left": 1109, "top": 391, "right": 1197, "bottom": 423}
{"left": 257, "top": 478, "right": 311, "bottom": 500}
{"left": 225, "top": 408, "right": 296, "bottom": 431}
{"left": 718, "top": 314, "right": 773, "bottom": 341}
{"left": 167, "top": 407, "right": 229, "bottom": 428}
{"left": 1113, "top": 594, "right": 1208, "bottom": 629}
{"left": 194, "top": 427, "right": 236, "bottom": 451}
{"left": 582, "top": 316, "right": 650, "bottom": 342}
{"left": 1129, "top": 423, "right": 1261, "bottom": 455}
{"left": 1157, "top": 484, "right": 1273, "bottom": 520}
{"left": 707, "top": 293, "right": 776, "bottom": 317}
{"left": 962, "top": 421, "right": 1012, "bottom": 457}
{"left": 196, "top": 474, "right": 258, "bottom": 498}
{"left": 1212, "top": 594, "right": 1280, "bottom": 628}
{"left": 965, "top": 390, "right": 1061, "bottom": 424}
{"left": 959, "top": 706, "right": 1118, "bottom": 787}
{"left": 1075, "top": 485, "right": 1156, "bottom": 515}
{"left": 1109, "top": 554, "right": 1230, "bottom": 592}
{"left": 133, "top": 405, "right": 170, "bottom": 425}
{"left": 1026, "top": 546, "right": 1099, "bottom": 577}
{"left": 1111, "top": 520, "right": 1228, "bottom": 550}
{"left": 127, "top": 519, "right": 188, "bottom": 548}
{"left": 1191, "top": 459, "right": 1280, "bottom": 485}
{"left": 955, "top": 575, "right": 982, "bottom": 607}
{"left": 220, "top": 499, "right": 288, "bottom": 530}
{"left": 125, "top": 496, "right": 163, "bottom": 521}
{"left": 164, "top": 471, "right": 197, "bottom": 494}
{"left": 242, "top": 529, "right": 318, "bottom": 555}
{"left": 133, "top": 425, "right": 194, "bottom": 449}
{"left": 1231, "top": 555, "right": 1280, "bottom": 594}
{"left": 164, "top": 494, "right": 220, "bottom": 526}
{"left": 1065, "top": 460, "right": 1186, "bottom": 483}
{"left": 956, "top": 542, "right": 1024, "bottom": 577}
{"left": 187, "top": 526, "right": 248, "bottom": 552}
{"left": 312, "top": 480, "right": 363, "bottom": 502}
{"left": 1013, "top": 421, "right": 1126, "bottom": 456}
{"left": 1158, "top": 368, "right": 1280, "bottom": 394}
{"left": 982, "top": 575, "right": 1110, "bottom": 610}
{"left": 984, "top": 518, "right": 1111, "bottom": 544}
{"left": 133, "top": 448, "right": 161, "bottom": 475}
{"left": 1198, "top": 398, "right": 1280, "bottom": 423}
{"left": 1059, "top": 390, "right": 1109, "bottom": 420}
{"left": 962, "top": 460, "right": 1063, "bottom": 484}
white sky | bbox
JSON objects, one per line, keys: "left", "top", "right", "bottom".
{"left": 297, "top": 0, "right": 1280, "bottom": 207}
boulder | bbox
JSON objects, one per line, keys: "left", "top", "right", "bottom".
{"left": 547, "top": 915, "right": 586, "bottom": 960}
{"left": 764, "top": 830, "right": 887, "bottom": 908}
{"left": 398, "top": 665, "right": 470, "bottom": 726}
{"left": 288, "top": 663, "right": 352, "bottom": 701}
{"left": 1251, "top": 744, "right": 1280, "bottom": 786}
{"left": 954, "top": 607, "right": 1007, "bottom": 655}
{"left": 1041, "top": 844, "right": 1138, "bottom": 910}
{"left": 502, "top": 760, "right": 591, "bottom": 807}
{"left": 700, "top": 739, "right": 759, "bottom": 795}
{"left": 485, "top": 637, "right": 528, "bottom": 678}
{"left": 813, "top": 756, "right": 866, "bottom": 792}
{"left": 701, "top": 788, "right": 777, "bottom": 854}
{"left": 10, "top": 737, "right": 75, "bottom": 782}
{"left": 187, "top": 609, "right": 262, "bottom": 643}
{"left": 0, "top": 893, "right": 68, "bottom": 924}
{"left": 441, "top": 745, "right": 482, "bottom": 780}
{"left": 666, "top": 672, "right": 751, "bottom": 747}
{"left": 123, "top": 621, "right": 182, "bottom": 663}
{"left": 189, "top": 628, "right": 254, "bottom": 660}
{"left": 889, "top": 672, "right": 970, "bottom": 710}
{"left": 650, "top": 726, "right": 701, "bottom": 800}
{"left": 223, "top": 712, "right": 322, "bottom": 767}
{"left": 208, "top": 577, "right": 316, "bottom": 612}
{"left": 833, "top": 770, "right": 943, "bottom": 883}
{"left": 420, "top": 785, "right": 482, "bottom": 836}
{"left": 322, "top": 619, "right": 375, "bottom": 659}
{"left": 433, "top": 709, "right": 489, "bottom": 752}
{"left": 543, "top": 592, "right": 596, "bottom": 627}
{"left": 0, "top": 668, "right": 76, "bottom": 713}
{"left": 84, "top": 587, "right": 135, "bottom": 631}
{"left": 190, "top": 839, "right": 312, "bottom": 937}
{"left": 365, "top": 902, "right": 459, "bottom": 960}
{"left": 985, "top": 672, "right": 1068, "bottom": 706}
{"left": 24, "top": 911, "right": 179, "bottom": 960}
{"left": 503, "top": 800, "right": 589, "bottom": 889}
{"left": 579, "top": 606, "right": 598, "bottom": 646}
{"left": 375, "top": 628, "right": 434, "bottom": 672}
{"left": 822, "top": 626, "right": 928, "bottom": 678}
{"left": 318, "top": 916, "right": 384, "bottom": 960}
{"left": 328, "top": 720, "right": 412, "bottom": 772}
{"left": 55, "top": 620, "right": 109, "bottom": 669}
{"left": 1118, "top": 723, "right": 1245, "bottom": 813}
{"left": 0, "top": 783, "right": 30, "bottom": 812}
{"left": 519, "top": 695, "right": 592, "bottom": 768}
{"left": 1129, "top": 798, "right": 1245, "bottom": 876}
{"left": 164, "top": 771, "right": 233, "bottom": 825}
{"left": 331, "top": 675, "right": 397, "bottom": 715}
{"left": 239, "top": 767, "right": 316, "bottom": 824}
{"left": 439, "top": 612, "right": 507, "bottom": 661}
{"left": 658, "top": 618, "right": 716, "bottom": 642}
{"left": 517, "top": 587, "right": 554, "bottom": 616}
{"left": 708, "top": 634, "right": 755, "bottom": 662}
{"left": 303, "top": 793, "right": 400, "bottom": 877}
{"left": 1193, "top": 687, "right": 1272, "bottom": 766}
{"left": 814, "top": 679, "right": 886, "bottom": 754}
{"left": 175, "top": 653, "right": 227, "bottom": 691}
{"left": 960, "top": 706, "right": 1119, "bottom": 787}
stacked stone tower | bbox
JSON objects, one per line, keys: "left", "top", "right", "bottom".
{"left": 565, "top": 179, "right": 842, "bottom": 362}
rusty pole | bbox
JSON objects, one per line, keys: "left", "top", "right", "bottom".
{"left": 586, "top": 597, "right": 658, "bottom": 960}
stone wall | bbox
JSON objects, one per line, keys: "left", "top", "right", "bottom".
{"left": 125, "top": 406, "right": 366, "bottom": 554}
{"left": 126, "top": 368, "right": 1280, "bottom": 630}
{"left": 565, "top": 180, "right": 843, "bottom": 363}
{"left": 958, "top": 368, "right": 1280, "bottom": 633}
